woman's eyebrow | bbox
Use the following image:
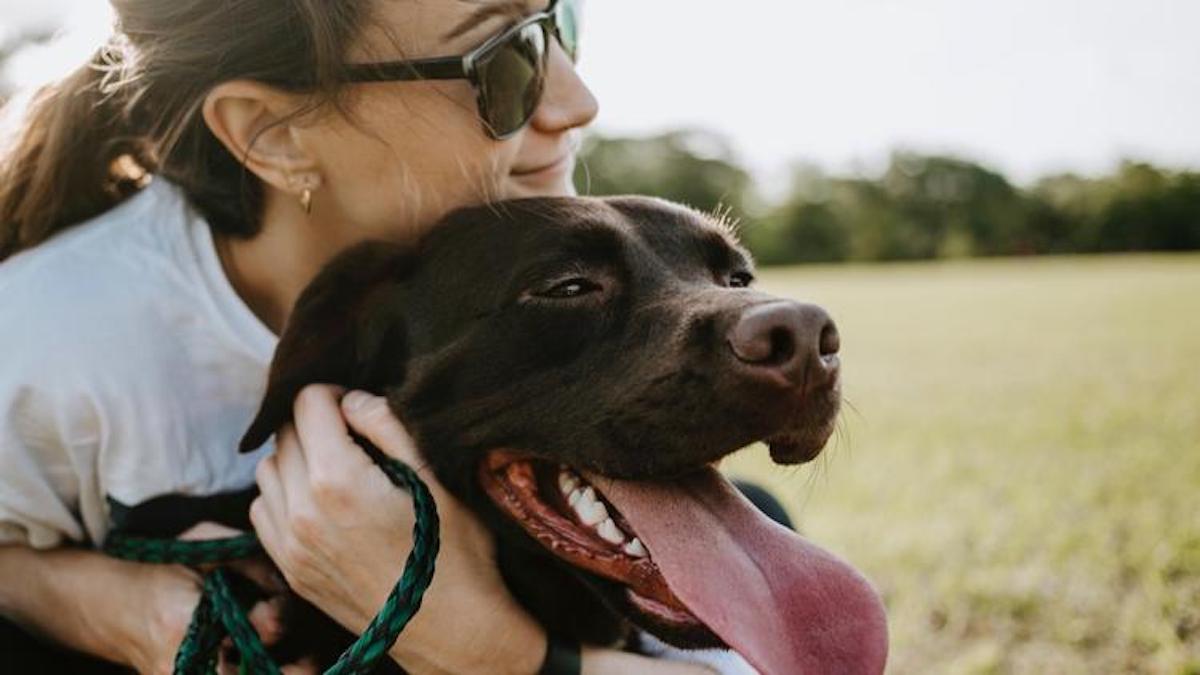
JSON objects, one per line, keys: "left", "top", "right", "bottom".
{"left": 444, "top": 0, "right": 533, "bottom": 42}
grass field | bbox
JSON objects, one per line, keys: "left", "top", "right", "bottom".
{"left": 722, "top": 253, "right": 1200, "bottom": 675}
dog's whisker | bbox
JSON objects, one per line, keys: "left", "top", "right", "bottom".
{"left": 838, "top": 414, "right": 854, "bottom": 456}
{"left": 842, "top": 396, "right": 864, "bottom": 420}
{"left": 707, "top": 202, "right": 742, "bottom": 238}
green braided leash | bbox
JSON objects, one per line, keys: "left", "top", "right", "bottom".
{"left": 104, "top": 438, "right": 440, "bottom": 675}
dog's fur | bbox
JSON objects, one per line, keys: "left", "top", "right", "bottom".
{"left": 241, "top": 196, "right": 841, "bottom": 662}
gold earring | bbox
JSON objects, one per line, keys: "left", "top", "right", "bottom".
{"left": 300, "top": 188, "right": 313, "bottom": 215}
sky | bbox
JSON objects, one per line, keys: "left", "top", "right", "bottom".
{"left": 2, "top": 0, "right": 1198, "bottom": 186}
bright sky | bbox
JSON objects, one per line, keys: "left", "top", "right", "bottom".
{"left": 3, "top": 0, "right": 1198, "bottom": 185}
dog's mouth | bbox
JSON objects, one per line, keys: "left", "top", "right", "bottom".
{"left": 479, "top": 449, "right": 889, "bottom": 675}
{"left": 479, "top": 451, "right": 709, "bottom": 640}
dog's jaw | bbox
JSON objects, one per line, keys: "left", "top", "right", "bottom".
{"left": 478, "top": 451, "right": 723, "bottom": 646}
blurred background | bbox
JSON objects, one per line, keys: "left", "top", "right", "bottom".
{"left": 2, "top": 1, "right": 1198, "bottom": 673}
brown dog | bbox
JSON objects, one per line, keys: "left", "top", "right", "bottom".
{"left": 241, "top": 196, "right": 887, "bottom": 674}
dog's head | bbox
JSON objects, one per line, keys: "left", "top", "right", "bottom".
{"left": 241, "top": 196, "right": 886, "bottom": 675}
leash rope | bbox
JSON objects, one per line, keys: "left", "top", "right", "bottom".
{"left": 103, "top": 437, "right": 440, "bottom": 675}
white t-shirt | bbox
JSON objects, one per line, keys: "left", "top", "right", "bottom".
{"left": 0, "top": 178, "right": 276, "bottom": 548}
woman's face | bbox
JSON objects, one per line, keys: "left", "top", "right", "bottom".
{"left": 302, "top": 0, "right": 599, "bottom": 244}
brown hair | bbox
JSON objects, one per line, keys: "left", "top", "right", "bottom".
{"left": 0, "top": 1, "right": 370, "bottom": 261}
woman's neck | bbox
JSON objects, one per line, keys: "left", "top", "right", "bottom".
{"left": 213, "top": 192, "right": 343, "bottom": 335}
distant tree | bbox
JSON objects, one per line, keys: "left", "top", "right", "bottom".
{"left": 574, "top": 129, "right": 753, "bottom": 217}
{"left": 1032, "top": 163, "right": 1200, "bottom": 254}
{"left": 742, "top": 166, "right": 850, "bottom": 264}
{"left": 1160, "top": 172, "right": 1200, "bottom": 250}
{"left": 877, "top": 153, "right": 1029, "bottom": 257}
{"left": 1097, "top": 162, "right": 1200, "bottom": 251}
{"left": 1027, "top": 173, "right": 1105, "bottom": 253}
{"left": 753, "top": 154, "right": 1031, "bottom": 264}
{"left": 746, "top": 201, "right": 851, "bottom": 264}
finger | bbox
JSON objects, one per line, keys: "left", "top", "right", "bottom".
{"left": 245, "top": 596, "right": 286, "bottom": 646}
{"left": 292, "top": 384, "right": 357, "bottom": 472}
{"left": 217, "top": 646, "right": 237, "bottom": 675}
{"left": 341, "top": 391, "right": 453, "bottom": 507}
{"left": 250, "top": 496, "right": 284, "bottom": 566}
{"left": 272, "top": 422, "right": 312, "bottom": 506}
{"left": 340, "top": 390, "right": 422, "bottom": 466}
{"left": 217, "top": 638, "right": 242, "bottom": 675}
{"left": 255, "top": 448, "right": 288, "bottom": 524}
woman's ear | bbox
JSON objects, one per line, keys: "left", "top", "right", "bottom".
{"left": 240, "top": 241, "right": 414, "bottom": 453}
{"left": 201, "top": 80, "right": 321, "bottom": 195}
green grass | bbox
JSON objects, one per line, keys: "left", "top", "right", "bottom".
{"left": 722, "top": 253, "right": 1200, "bottom": 675}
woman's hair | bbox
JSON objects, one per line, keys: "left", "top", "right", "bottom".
{"left": 0, "top": 1, "right": 370, "bottom": 262}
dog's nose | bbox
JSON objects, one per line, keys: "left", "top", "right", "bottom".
{"left": 727, "top": 301, "right": 840, "bottom": 389}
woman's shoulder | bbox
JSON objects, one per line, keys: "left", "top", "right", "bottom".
{"left": 5, "top": 186, "right": 162, "bottom": 304}
{"left": 0, "top": 179, "right": 228, "bottom": 372}
{"left": 0, "top": 178, "right": 189, "bottom": 287}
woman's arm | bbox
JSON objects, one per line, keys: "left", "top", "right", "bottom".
{"left": 0, "top": 545, "right": 201, "bottom": 672}
{"left": 0, "top": 536, "right": 296, "bottom": 674}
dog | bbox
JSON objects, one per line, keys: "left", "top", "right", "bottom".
{"left": 240, "top": 196, "right": 888, "bottom": 674}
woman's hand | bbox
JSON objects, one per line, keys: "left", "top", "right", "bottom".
{"left": 0, "top": 533, "right": 300, "bottom": 675}
{"left": 250, "top": 385, "right": 547, "bottom": 675}
{"left": 125, "top": 523, "right": 308, "bottom": 675}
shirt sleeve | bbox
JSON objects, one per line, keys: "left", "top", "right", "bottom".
{"left": 0, "top": 261, "right": 109, "bottom": 549}
{"left": 0, "top": 382, "right": 98, "bottom": 549}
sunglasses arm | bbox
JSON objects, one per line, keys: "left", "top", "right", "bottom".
{"left": 342, "top": 57, "right": 469, "bottom": 83}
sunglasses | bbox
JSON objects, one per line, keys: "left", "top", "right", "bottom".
{"left": 341, "top": 0, "right": 580, "bottom": 140}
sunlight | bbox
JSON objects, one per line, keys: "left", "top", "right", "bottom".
{"left": 3, "top": 2, "right": 115, "bottom": 90}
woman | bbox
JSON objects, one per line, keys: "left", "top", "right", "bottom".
{"left": 0, "top": 0, "right": 720, "bottom": 672}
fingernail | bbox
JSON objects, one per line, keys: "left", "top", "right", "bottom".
{"left": 342, "top": 390, "right": 372, "bottom": 412}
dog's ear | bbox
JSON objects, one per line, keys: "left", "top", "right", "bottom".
{"left": 239, "top": 241, "right": 412, "bottom": 453}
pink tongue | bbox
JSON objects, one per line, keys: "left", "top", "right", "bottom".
{"left": 591, "top": 468, "right": 888, "bottom": 675}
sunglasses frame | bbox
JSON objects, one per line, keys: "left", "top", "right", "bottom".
{"left": 340, "top": 0, "right": 576, "bottom": 140}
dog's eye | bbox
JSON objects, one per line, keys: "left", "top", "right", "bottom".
{"left": 536, "top": 277, "right": 602, "bottom": 299}
{"left": 728, "top": 271, "right": 755, "bottom": 288}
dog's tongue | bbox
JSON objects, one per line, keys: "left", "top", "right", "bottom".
{"left": 591, "top": 468, "right": 888, "bottom": 675}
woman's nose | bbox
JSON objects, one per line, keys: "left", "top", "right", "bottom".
{"left": 529, "top": 43, "right": 599, "bottom": 134}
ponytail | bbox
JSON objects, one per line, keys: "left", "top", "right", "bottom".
{"left": 0, "top": 45, "right": 154, "bottom": 261}
{"left": 0, "top": 1, "right": 370, "bottom": 263}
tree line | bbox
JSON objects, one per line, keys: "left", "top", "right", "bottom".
{"left": 574, "top": 130, "right": 1200, "bottom": 265}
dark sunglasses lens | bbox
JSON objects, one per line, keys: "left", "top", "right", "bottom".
{"left": 477, "top": 24, "right": 547, "bottom": 137}
{"left": 555, "top": 0, "right": 580, "bottom": 61}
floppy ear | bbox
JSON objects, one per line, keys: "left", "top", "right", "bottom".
{"left": 239, "top": 241, "right": 413, "bottom": 453}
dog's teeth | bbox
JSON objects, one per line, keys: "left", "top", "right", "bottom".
{"left": 581, "top": 503, "right": 608, "bottom": 527}
{"left": 578, "top": 486, "right": 597, "bottom": 508}
{"left": 623, "top": 537, "right": 648, "bottom": 558}
{"left": 574, "top": 487, "right": 608, "bottom": 526}
{"left": 567, "top": 488, "right": 584, "bottom": 507}
{"left": 558, "top": 471, "right": 581, "bottom": 495}
{"left": 597, "top": 518, "right": 626, "bottom": 545}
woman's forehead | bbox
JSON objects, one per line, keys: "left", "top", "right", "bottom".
{"left": 357, "top": 0, "right": 547, "bottom": 60}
